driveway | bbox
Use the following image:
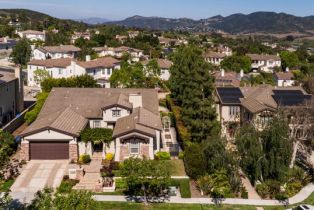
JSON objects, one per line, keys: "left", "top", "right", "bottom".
{"left": 10, "top": 160, "right": 68, "bottom": 204}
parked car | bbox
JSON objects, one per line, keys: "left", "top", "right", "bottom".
{"left": 287, "top": 204, "right": 314, "bottom": 210}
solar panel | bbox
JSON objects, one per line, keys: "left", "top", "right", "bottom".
{"left": 272, "top": 91, "right": 312, "bottom": 106}
{"left": 217, "top": 87, "right": 243, "bottom": 104}
{"left": 273, "top": 90, "right": 303, "bottom": 96}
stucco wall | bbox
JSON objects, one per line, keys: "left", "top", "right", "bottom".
{"left": 24, "top": 129, "right": 74, "bottom": 141}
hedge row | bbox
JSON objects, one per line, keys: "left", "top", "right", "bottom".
{"left": 170, "top": 178, "right": 191, "bottom": 198}
{"left": 166, "top": 95, "right": 191, "bottom": 149}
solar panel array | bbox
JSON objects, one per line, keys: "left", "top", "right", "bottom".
{"left": 272, "top": 90, "right": 312, "bottom": 106}
{"left": 217, "top": 87, "right": 244, "bottom": 104}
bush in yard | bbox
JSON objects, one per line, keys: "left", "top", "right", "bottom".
{"left": 105, "top": 153, "right": 114, "bottom": 161}
{"left": 241, "top": 187, "right": 248, "bottom": 199}
{"left": 115, "top": 178, "right": 127, "bottom": 190}
{"left": 79, "top": 154, "right": 91, "bottom": 164}
{"left": 56, "top": 177, "right": 79, "bottom": 194}
{"left": 155, "top": 151, "right": 171, "bottom": 160}
{"left": 285, "top": 181, "right": 303, "bottom": 197}
{"left": 256, "top": 183, "right": 269, "bottom": 199}
{"left": 178, "top": 151, "right": 184, "bottom": 159}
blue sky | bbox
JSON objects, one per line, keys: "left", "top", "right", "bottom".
{"left": 0, "top": 0, "right": 313, "bottom": 20}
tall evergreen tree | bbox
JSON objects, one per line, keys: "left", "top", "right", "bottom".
{"left": 169, "top": 45, "right": 219, "bottom": 142}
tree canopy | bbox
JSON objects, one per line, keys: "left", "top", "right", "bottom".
{"left": 220, "top": 55, "right": 252, "bottom": 73}
{"left": 10, "top": 38, "right": 31, "bottom": 66}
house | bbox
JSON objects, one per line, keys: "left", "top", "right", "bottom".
{"left": 115, "top": 35, "right": 128, "bottom": 43}
{"left": 71, "top": 32, "right": 91, "bottom": 44}
{"left": 0, "top": 68, "right": 24, "bottom": 128}
{"left": 128, "top": 31, "right": 140, "bottom": 38}
{"left": 215, "top": 86, "right": 312, "bottom": 139}
{"left": 93, "top": 46, "right": 144, "bottom": 62}
{"left": 19, "top": 88, "right": 162, "bottom": 162}
{"left": 0, "top": 37, "right": 17, "bottom": 50}
{"left": 217, "top": 45, "right": 232, "bottom": 56}
{"left": 274, "top": 71, "right": 295, "bottom": 87}
{"left": 18, "top": 30, "right": 45, "bottom": 42}
{"left": 213, "top": 69, "right": 243, "bottom": 87}
{"left": 27, "top": 56, "right": 120, "bottom": 88}
{"left": 247, "top": 54, "right": 281, "bottom": 73}
{"left": 204, "top": 51, "right": 226, "bottom": 65}
{"left": 141, "top": 58, "right": 173, "bottom": 81}
{"left": 32, "top": 45, "right": 81, "bottom": 60}
{"left": 158, "top": 37, "right": 179, "bottom": 47}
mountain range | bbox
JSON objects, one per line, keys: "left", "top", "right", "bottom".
{"left": 106, "top": 12, "right": 314, "bottom": 34}
{"left": 77, "top": 17, "right": 111, "bottom": 25}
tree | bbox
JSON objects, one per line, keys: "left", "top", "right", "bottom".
{"left": 144, "top": 59, "right": 161, "bottom": 88}
{"left": 0, "top": 192, "right": 12, "bottom": 209}
{"left": 80, "top": 128, "right": 113, "bottom": 145}
{"left": 34, "top": 69, "right": 51, "bottom": 85}
{"left": 236, "top": 124, "right": 263, "bottom": 183}
{"left": 121, "top": 158, "right": 170, "bottom": 204}
{"left": 220, "top": 55, "right": 251, "bottom": 73}
{"left": 280, "top": 51, "right": 300, "bottom": 69}
{"left": 169, "top": 45, "right": 219, "bottom": 142}
{"left": 183, "top": 143, "right": 207, "bottom": 179}
{"left": 0, "top": 130, "right": 16, "bottom": 175}
{"left": 10, "top": 38, "right": 31, "bottom": 66}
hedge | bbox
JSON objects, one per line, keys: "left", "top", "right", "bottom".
{"left": 166, "top": 95, "right": 191, "bottom": 149}
{"left": 24, "top": 92, "right": 49, "bottom": 124}
{"left": 170, "top": 179, "right": 191, "bottom": 198}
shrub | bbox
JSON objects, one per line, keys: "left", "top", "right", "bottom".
{"left": 25, "top": 92, "right": 49, "bottom": 124}
{"left": 115, "top": 178, "right": 127, "bottom": 190}
{"left": 56, "top": 177, "right": 79, "bottom": 194}
{"left": 256, "top": 183, "right": 269, "bottom": 199}
{"left": 178, "top": 151, "right": 184, "bottom": 159}
{"left": 105, "top": 153, "right": 114, "bottom": 161}
{"left": 79, "top": 154, "right": 91, "bottom": 164}
{"left": 170, "top": 179, "right": 191, "bottom": 198}
{"left": 155, "top": 151, "right": 171, "bottom": 160}
{"left": 241, "top": 187, "right": 248, "bottom": 199}
{"left": 285, "top": 181, "right": 303, "bottom": 197}
{"left": 159, "top": 98, "right": 167, "bottom": 108}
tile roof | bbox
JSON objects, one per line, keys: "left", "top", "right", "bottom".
{"left": 274, "top": 72, "right": 294, "bottom": 80}
{"left": 247, "top": 54, "right": 281, "bottom": 61}
{"left": 204, "top": 51, "right": 226, "bottom": 59}
{"left": 38, "top": 45, "right": 81, "bottom": 53}
{"left": 21, "top": 30, "right": 45, "bottom": 35}
{"left": 76, "top": 57, "right": 120, "bottom": 69}
{"left": 213, "top": 71, "right": 241, "bottom": 87}
{"left": 28, "top": 58, "right": 72, "bottom": 68}
{"left": 21, "top": 88, "right": 160, "bottom": 137}
{"left": 141, "top": 59, "right": 173, "bottom": 69}
{"left": 0, "top": 69, "right": 16, "bottom": 85}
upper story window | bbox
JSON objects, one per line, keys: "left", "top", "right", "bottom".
{"left": 112, "top": 110, "right": 121, "bottom": 117}
{"left": 93, "top": 120, "right": 101, "bottom": 128}
{"left": 229, "top": 106, "right": 240, "bottom": 117}
{"left": 107, "top": 68, "right": 111, "bottom": 75}
{"left": 58, "top": 68, "right": 62, "bottom": 75}
{"left": 130, "top": 141, "right": 140, "bottom": 154}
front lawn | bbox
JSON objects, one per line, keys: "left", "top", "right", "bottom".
{"left": 0, "top": 179, "right": 14, "bottom": 192}
{"left": 170, "top": 178, "right": 191, "bottom": 198}
{"left": 166, "top": 159, "right": 186, "bottom": 176}
{"left": 56, "top": 176, "right": 79, "bottom": 194}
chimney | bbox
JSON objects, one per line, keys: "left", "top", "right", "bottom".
{"left": 85, "top": 55, "right": 91, "bottom": 62}
{"left": 221, "top": 69, "right": 225, "bottom": 77}
{"left": 129, "top": 93, "right": 142, "bottom": 108}
{"left": 14, "top": 67, "right": 24, "bottom": 113}
{"left": 240, "top": 69, "right": 244, "bottom": 78}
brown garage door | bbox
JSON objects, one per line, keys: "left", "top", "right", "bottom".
{"left": 30, "top": 142, "right": 69, "bottom": 160}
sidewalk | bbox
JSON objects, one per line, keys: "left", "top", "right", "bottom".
{"left": 93, "top": 183, "right": 314, "bottom": 206}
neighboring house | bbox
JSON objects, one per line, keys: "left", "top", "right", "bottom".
{"left": 215, "top": 86, "right": 312, "bottom": 138}
{"left": 27, "top": 56, "right": 120, "bottom": 88}
{"left": 115, "top": 35, "right": 128, "bottom": 43}
{"left": 247, "top": 54, "right": 281, "bottom": 73}
{"left": 0, "top": 68, "right": 24, "bottom": 127}
{"left": 18, "top": 30, "right": 45, "bottom": 42}
{"left": 128, "top": 31, "right": 140, "bottom": 38}
{"left": 71, "top": 32, "right": 91, "bottom": 44}
{"left": 204, "top": 51, "right": 226, "bottom": 65}
{"left": 158, "top": 37, "right": 181, "bottom": 47}
{"left": 19, "top": 88, "right": 162, "bottom": 162}
{"left": 217, "top": 45, "right": 232, "bottom": 56}
{"left": 213, "top": 69, "right": 243, "bottom": 87}
{"left": 274, "top": 71, "right": 295, "bottom": 87}
{"left": 0, "top": 37, "right": 17, "bottom": 50}
{"left": 141, "top": 58, "right": 173, "bottom": 81}
{"left": 32, "top": 45, "right": 81, "bottom": 60}
{"left": 93, "top": 46, "right": 144, "bottom": 62}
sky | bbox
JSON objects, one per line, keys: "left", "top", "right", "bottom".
{"left": 0, "top": 0, "right": 314, "bottom": 20}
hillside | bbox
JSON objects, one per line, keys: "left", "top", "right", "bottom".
{"left": 108, "top": 12, "right": 314, "bottom": 34}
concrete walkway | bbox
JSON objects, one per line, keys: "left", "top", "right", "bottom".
{"left": 240, "top": 170, "right": 261, "bottom": 199}
{"left": 93, "top": 183, "right": 314, "bottom": 206}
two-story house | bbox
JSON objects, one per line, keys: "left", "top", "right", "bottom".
{"left": 0, "top": 68, "right": 24, "bottom": 127}
{"left": 32, "top": 45, "right": 81, "bottom": 60}
{"left": 204, "top": 51, "right": 227, "bottom": 65}
{"left": 141, "top": 58, "right": 173, "bottom": 81}
{"left": 27, "top": 56, "right": 120, "bottom": 88}
{"left": 19, "top": 88, "right": 162, "bottom": 162}
{"left": 93, "top": 46, "right": 144, "bottom": 62}
{"left": 247, "top": 54, "right": 281, "bottom": 73}
{"left": 274, "top": 71, "right": 295, "bottom": 87}
{"left": 18, "top": 30, "right": 45, "bottom": 42}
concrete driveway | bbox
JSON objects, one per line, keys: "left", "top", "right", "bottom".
{"left": 10, "top": 160, "right": 68, "bottom": 204}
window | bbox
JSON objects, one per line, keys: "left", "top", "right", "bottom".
{"left": 112, "top": 110, "right": 121, "bottom": 117}
{"left": 58, "top": 68, "right": 62, "bottom": 75}
{"left": 107, "top": 68, "right": 111, "bottom": 75}
{"left": 102, "top": 69, "right": 105, "bottom": 75}
{"left": 93, "top": 69, "right": 96, "bottom": 75}
{"left": 229, "top": 106, "right": 239, "bottom": 117}
{"left": 130, "top": 141, "right": 140, "bottom": 154}
{"left": 93, "top": 120, "right": 101, "bottom": 128}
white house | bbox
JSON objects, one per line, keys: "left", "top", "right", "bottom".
{"left": 93, "top": 46, "right": 144, "bottom": 62}
{"left": 141, "top": 58, "right": 173, "bottom": 81}
{"left": 274, "top": 71, "right": 295, "bottom": 87}
{"left": 27, "top": 56, "right": 120, "bottom": 88}
{"left": 18, "top": 30, "right": 45, "bottom": 42}
{"left": 204, "top": 51, "right": 227, "bottom": 65}
{"left": 32, "top": 45, "right": 81, "bottom": 60}
{"left": 247, "top": 54, "right": 281, "bottom": 73}
{"left": 19, "top": 88, "right": 162, "bottom": 162}
{"left": 71, "top": 32, "right": 91, "bottom": 44}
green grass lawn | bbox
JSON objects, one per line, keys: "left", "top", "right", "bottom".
{"left": 166, "top": 159, "right": 186, "bottom": 176}
{"left": 0, "top": 179, "right": 14, "bottom": 192}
